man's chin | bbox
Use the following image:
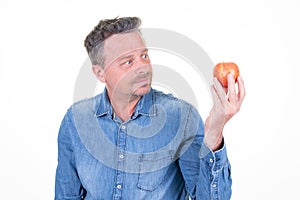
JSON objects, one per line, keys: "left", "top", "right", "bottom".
{"left": 132, "top": 84, "right": 151, "bottom": 96}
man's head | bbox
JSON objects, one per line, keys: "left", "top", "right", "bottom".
{"left": 84, "top": 17, "right": 141, "bottom": 67}
{"left": 84, "top": 17, "right": 152, "bottom": 99}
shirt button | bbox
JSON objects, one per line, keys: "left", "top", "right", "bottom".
{"left": 119, "top": 154, "right": 124, "bottom": 159}
{"left": 117, "top": 184, "right": 122, "bottom": 189}
{"left": 210, "top": 158, "right": 214, "bottom": 163}
{"left": 212, "top": 184, "right": 217, "bottom": 188}
{"left": 121, "top": 125, "right": 126, "bottom": 130}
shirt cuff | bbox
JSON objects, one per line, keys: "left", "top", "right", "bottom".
{"left": 199, "top": 139, "right": 229, "bottom": 170}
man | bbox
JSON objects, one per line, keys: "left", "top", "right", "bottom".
{"left": 55, "top": 17, "right": 245, "bottom": 200}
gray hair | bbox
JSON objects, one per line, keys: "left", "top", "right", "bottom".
{"left": 84, "top": 17, "right": 142, "bottom": 67}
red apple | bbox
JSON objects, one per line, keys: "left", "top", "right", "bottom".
{"left": 213, "top": 62, "right": 240, "bottom": 87}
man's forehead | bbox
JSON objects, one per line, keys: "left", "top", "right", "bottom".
{"left": 103, "top": 31, "right": 146, "bottom": 64}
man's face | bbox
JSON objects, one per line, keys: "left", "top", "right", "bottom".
{"left": 100, "top": 31, "right": 152, "bottom": 99}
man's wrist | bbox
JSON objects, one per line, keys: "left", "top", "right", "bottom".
{"left": 204, "top": 133, "right": 223, "bottom": 152}
{"left": 212, "top": 137, "right": 224, "bottom": 151}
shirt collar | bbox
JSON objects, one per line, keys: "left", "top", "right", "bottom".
{"left": 94, "top": 88, "right": 113, "bottom": 118}
{"left": 132, "top": 88, "right": 157, "bottom": 119}
{"left": 95, "top": 88, "right": 157, "bottom": 118}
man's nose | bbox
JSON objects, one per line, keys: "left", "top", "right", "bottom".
{"left": 135, "top": 65, "right": 151, "bottom": 75}
{"left": 135, "top": 58, "right": 151, "bottom": 74}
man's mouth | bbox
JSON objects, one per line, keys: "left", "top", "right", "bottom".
{"left": 135, "top": 78, "right": 150, "bottom": 84}
{"left": 133, "top": 73, "right": 151, "bottom": 84}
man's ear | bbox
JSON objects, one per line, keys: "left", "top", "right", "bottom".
{"left": 92, "top": 65, "right": 105, "bottom": 83}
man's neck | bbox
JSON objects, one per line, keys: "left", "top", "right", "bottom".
{"left": 108, "top": 92, "right": 141, "bottom": 122}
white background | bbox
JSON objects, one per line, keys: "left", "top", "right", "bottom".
{"left": 1, "top": 0, "right": 299, "bottom": 199}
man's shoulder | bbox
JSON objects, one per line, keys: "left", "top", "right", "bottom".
{"left": 74, "top": 94, "right": 101, "bottom": 106}
{"left": 151, "top": 89, "right": 202, "bottom": 120}
{"left": 151, "top": 89, "right": 193, "bottom": 109}
{"left": 66, "top": 93, "right": 103, "bottom": 115}
{"left": 151, "top": 89, "right": 203, "bottom": 128}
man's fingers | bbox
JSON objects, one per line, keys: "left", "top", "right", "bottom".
{"left": 213, "top": 77, "right": 227, "bottom": 105}
{"left": 227, "top": 73, "right": 237, "bottom": 105}
{"left": 211, "top": 84, "right": 222, "bottom": 107}
{"left": 237, "top": 76, "right": 246, "bottom": 106}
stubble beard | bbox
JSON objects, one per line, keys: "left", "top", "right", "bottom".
{"left": 130, "top": 74, "right": 152, "bottom": 98}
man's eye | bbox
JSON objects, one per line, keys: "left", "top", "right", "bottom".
{"left": 142, "top": 54, "right": 148, "bottom": 59}
{"left": 123, "top": 60, "right": 132, "bottom": 65}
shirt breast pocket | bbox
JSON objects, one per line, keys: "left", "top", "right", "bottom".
{"left": 137, "top": 150, "right": 175, "bottom": 191}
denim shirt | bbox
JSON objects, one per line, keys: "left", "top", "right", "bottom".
{"left": 55, "top": 88, "right": 232, "bottom": 200}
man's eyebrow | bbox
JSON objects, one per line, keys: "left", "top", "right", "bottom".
{"left": 117, "top": 48, "right": 148, "bottom": 62}
{"left": 118, "top": 54, "right": 133, "bottom": 62}
{"left": 141, "top": 48, "right": 148, "bottom": 53}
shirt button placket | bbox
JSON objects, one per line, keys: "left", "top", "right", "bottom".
{"left": 211, "top": 170, "right": 219, "bottom": 199}
{"left": 113, "top": 123, "right": 127, "bottom": 199}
